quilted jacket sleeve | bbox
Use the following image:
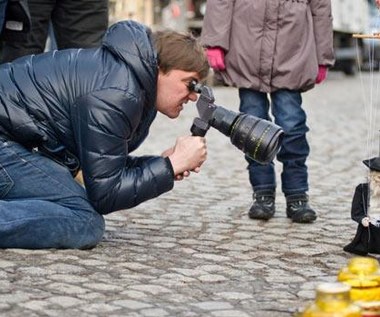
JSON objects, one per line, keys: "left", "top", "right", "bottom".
{"left": 71, "top": 88, "right": 174, "bottom": 214}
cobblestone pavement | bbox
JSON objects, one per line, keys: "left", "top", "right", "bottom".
{"left": 1, "top": 72, "right": 380, "bottom": 317}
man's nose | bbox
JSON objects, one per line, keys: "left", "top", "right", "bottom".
{"left": 188, "top": 91, "right": 198, "bottom": 102}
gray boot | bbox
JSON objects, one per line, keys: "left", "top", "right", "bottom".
{"left": 248, "top": 190, "right": 275, "bottom": 220}
{"left": 286, "top": 193, "right": 317, "bottom": 223}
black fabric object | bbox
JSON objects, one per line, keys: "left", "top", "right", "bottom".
{"left": 344, "top": 183, "right": 380, "bottom": 255}
{"left": 350, "top": 183, "right": 369, "bottom": 224}
{"left": 1, "top": 0, "right": 31, "bottom": 41}
{"left": 368, "top": 224, "right": 380, "bottom": 254}
{"left": 363, "top": 157, "right": 380, "bottom": 172}
{"left": 344, "top": 223, "right": 380, "bottom": 256}
{"left": 343, "top": 224, "right": 369, "bottom": 256}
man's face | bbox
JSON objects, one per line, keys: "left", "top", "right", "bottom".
{"left": 156, "top": 69, "right": 199, "bottom": 118}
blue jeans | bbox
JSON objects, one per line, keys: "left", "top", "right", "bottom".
{"left": 0, "top": 140, "right": 105, "bottom": 249}
{"left": 239, "top": 88, "right": 310, "bottom": 196}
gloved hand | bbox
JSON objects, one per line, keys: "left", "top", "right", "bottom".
{"left": 315, "top": 65, "right": 328, "bottom": 84}
{"left": 206, "top": 47, "right": 226, "bottom": 71}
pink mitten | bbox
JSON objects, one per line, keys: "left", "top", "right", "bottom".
{"left": 315, "top": 65, "right": 328, "bottom": 84}
{"left": 206, "top": 47, "right": 226, "bottom": 71}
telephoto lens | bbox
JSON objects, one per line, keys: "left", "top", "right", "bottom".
{"left": 189, "top": 81, "right": 284, "bottom": 164}
{"left": 210, "top": 106, "right": 284, "bottom": 164}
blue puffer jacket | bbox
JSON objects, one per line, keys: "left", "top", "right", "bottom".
{"left": 0, "top": 20, "right": 175, "bottom": 214}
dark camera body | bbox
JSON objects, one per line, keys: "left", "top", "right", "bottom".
{"left": 190, "top": 82, "right": 284, "bottom": 164}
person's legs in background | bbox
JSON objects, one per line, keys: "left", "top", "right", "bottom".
{"left": 239, "top": 88, "right": 277, "bottom": 220}
{"left": 1, "top": 0, "right": 53, "bottom": 63}
{"left": 271, "top": 89, "right": 317, "bottom": 223}
{"left": 0, "top": 0, "right": 108, "bottom": 63}
{"left": 52, "top": 0, "right": 108, "bottom": 49}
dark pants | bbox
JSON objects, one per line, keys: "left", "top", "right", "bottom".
{"left": 0, "top": 0, "right": 6, "bottom": 31}
{"left": 1, "top": 0, "right": 108, "bottom": 63}
{"left": 239, "top": 88, "right": 310, "bottom": 196}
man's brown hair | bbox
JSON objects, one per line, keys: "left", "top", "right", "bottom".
{"left": 153, "top": 30, "right": 209, "bottom": 81}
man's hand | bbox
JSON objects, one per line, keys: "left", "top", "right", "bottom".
{"left": 376, "top": 0, "right": 380, "bottom": 8}
{"left": 164, "top": 136, "right": 207, "bottom": 179}
{"left": 162, "top": 146, "right": 192, "bottom": 180}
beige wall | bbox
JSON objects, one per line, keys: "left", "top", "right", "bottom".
{"left": 109, "top": 0, "right": 155, "bottom": 26}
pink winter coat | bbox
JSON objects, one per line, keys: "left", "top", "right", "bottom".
{"left": 200, "top": 0, "right": 335, "bottom": 93}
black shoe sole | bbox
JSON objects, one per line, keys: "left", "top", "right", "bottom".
{"left": 248, "top": 210, "right": 275, "bottom": 220}
{"left": 289, "top": 212, "right": 317, "bottom": 223}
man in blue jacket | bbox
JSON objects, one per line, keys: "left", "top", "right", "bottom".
{"left": 0, "top": 20, "right": 209, "bottom": 249}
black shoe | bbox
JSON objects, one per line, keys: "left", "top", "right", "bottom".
{"left": 286, "top": 194, "right": 317, "bottom": 223}
{"left": 248, "top": 190, "right": 275, "bottom": 220}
